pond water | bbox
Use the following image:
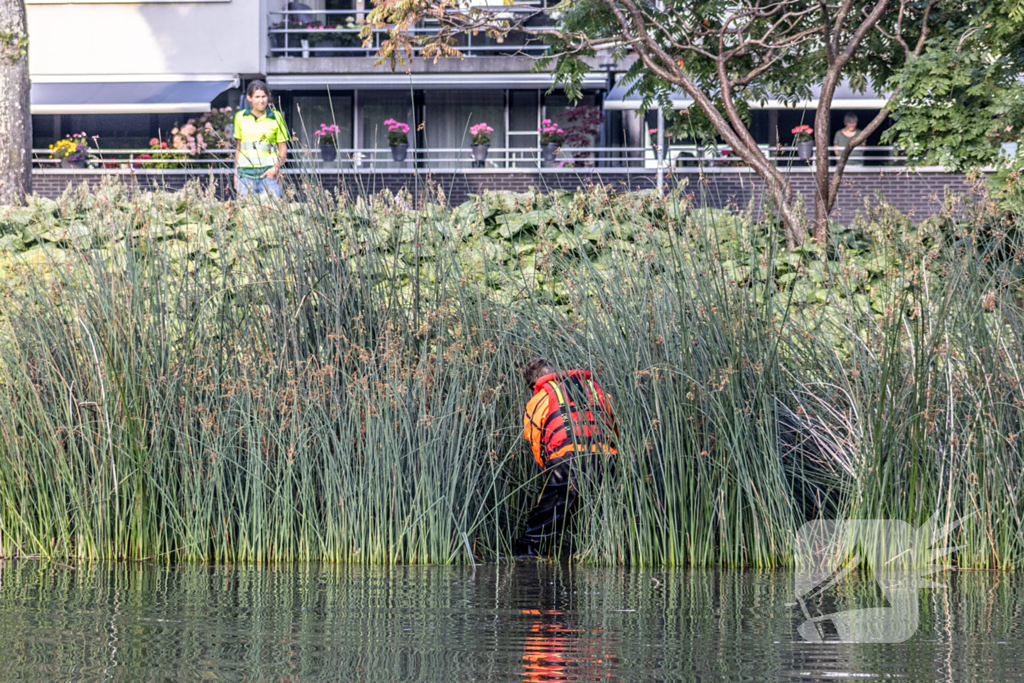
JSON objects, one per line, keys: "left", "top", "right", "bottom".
{"left": 0, "top": 561, "right": 1020, "bottom": 681}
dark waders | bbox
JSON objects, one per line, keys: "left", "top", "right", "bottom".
{"left": 515, "top": 459, "right": 580, "bottom": 555}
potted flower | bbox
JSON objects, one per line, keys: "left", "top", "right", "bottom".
{"left": 336, "top": 15, "right": 363, "bottom": 51}
{"left": 649, "top": 127, "right": 674, "bottom": 159}
{"left": 539, "top": 119, "right": 564, "bottom": 162}
{"left": 315, "top": 123, "right": 340, "bottom": 162}
{"left": 49, "top": 132, "right": 90, "bottom": 169}
{"left": 470, "top": 122, "right": 493, "bottom": 166}
{"left": 142, "top": 137, "right": 175, "bottom": 168}
{"left": 198, "top": 106, "right": 235, "bottom": 141}
{"left": 792, "top": 125, "right": 814, "bottom": 160}
{"left": 716, "top": 148, "right": 747, "bottom": 167}
{"left": 384, "top": 118, "right": 410, "bottom": 162}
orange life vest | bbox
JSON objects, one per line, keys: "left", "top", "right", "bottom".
{"left": 534, "top": 370, "right": 616, "bottom": 465}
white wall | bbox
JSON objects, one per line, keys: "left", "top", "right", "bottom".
{"left": 27, "top": 0, "right": 268, "bottom": 78}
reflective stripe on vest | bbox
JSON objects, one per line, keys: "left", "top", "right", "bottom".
{"left": 241, "top": 140, "right": 275, "bottom": 153}
{"left": 541, "top": 376, "right": 610, "bottom": 464}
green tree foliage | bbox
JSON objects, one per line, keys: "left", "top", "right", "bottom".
{"left": 882, "top": 1, "right": 1024, "bottom": 173}
{"left": 368, "top": 0, "right": 1023, "bottom": 247}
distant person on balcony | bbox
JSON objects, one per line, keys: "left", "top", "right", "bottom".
{"left": 287, "top": 1, "right": 315, "bottom": 25}
{"left": 234, "top": 80, "right": 289, "bottom": 199}
{"left": 833, "top": 112, "right": 866, "bottom": 166}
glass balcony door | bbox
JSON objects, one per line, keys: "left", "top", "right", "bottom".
{"left": 508, "top": 90, "right": 540, "bottom": 168}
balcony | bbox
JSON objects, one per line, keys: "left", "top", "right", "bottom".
{"left": 268, "top": 8, "right": 554, "bottom": 60}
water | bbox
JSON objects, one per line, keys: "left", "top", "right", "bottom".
{"left": 0, "top": 561, "right": 1021, "bottom": 681}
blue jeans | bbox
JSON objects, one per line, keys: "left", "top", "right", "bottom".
{"left": 237, "top": 174, "right": 282, "bottom": 199}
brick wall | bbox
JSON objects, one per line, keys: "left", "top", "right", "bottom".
{"left": 32, "top": 168, "right": 981, "bottom": 224}
{"left": 32, "top": 170, "right": 232, "bottom": 199}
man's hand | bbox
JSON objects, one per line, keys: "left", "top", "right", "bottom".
{"left": 262, "top": 166, "right": 279, "bottom": 180}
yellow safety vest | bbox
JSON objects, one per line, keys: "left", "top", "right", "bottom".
{"left": 233, "top": 108, "right": 289, "bottom": 172}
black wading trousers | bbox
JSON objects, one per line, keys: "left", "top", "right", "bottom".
{"left": 515, "top": 459, "right": 580, "bottom": 555}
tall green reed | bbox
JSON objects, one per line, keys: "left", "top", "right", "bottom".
{"left": 0, "top": 177, "right": 1022, "bottom": 567}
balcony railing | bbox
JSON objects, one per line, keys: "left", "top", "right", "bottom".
{"left": 33, "top": 145, "right": 912, "bottom": 171}
{"left": 268, "top": 8, "right": 555, "bottom": 58}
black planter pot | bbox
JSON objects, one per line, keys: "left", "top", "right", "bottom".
{"left": 541, "top": 142, "right": 560, "bottom": 163}
{"left": 472, "top": 144, "right": 489, "bottom": 166}
{"left": 320, "top": 144, "right": 337, "bottom": 162}
{"left": 797, "top": 140, "right": 814, "bottom": 161}
{"left": 391, "top": 143, "right": 409, "bottom": 162}
{"left": 312, "top": 39, "right": 340, "bottom": 57}
{"left": 61, "top": 158, "right": 87, "bottom": 169}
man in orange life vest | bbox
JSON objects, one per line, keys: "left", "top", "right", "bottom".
{"left": 515, "top": 357, "right": 617, "bottom": 555}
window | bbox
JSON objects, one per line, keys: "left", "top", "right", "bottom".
{"left": 508, "top": 90, "right": 539, "bottom": 168}
{"left": 291, "top": 94, "right": 354, "bottom": 149}
{"left": 423, "top": 90, "right": 505, "bottom": 169}
{"left": 360, "top": 91, "right": 415, "bottom": 167}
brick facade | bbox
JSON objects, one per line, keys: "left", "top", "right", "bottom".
{"left": 32, "top": 167, "right": 981, "bottom": 224}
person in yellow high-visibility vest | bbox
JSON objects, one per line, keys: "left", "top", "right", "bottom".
{"left": 233, "top": 80, "right": 289, "bottom": 198}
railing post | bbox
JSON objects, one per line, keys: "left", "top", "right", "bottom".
{"left": 656, "top": 109, "right": 665, "bottom": 195}
{"left": 284, "top": 11, "right": 289, "bottom": 57}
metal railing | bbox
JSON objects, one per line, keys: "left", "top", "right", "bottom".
{"left": 268, "top": 8, "right": 555, "bottom": 58}
{"left": 32, "top": 145, "right": 913, "bottom": 171}
{"left": 34, "top": 148, "right": 236, "bottom": 170}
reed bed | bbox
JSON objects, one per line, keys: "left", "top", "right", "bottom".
{"left": 0, "top": 177, "right": 1022, "bottom": 567}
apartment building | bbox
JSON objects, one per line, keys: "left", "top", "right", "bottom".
{"left": 27, "top": 0, "right": 886, "bottom": 166}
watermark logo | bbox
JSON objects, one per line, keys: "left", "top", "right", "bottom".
{"left": 790, "top": 515, "right": 965, "bottom": 643}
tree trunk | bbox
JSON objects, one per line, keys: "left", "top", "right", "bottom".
{"left": 0, "top": 0, "right": 31, "bottom": 206}
{"left": 812, "top": 107, "right": 831, "bottom": 246}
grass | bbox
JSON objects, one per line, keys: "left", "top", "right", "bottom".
{"left": 0, "top": 175, "right": 1022, "bottom": 567}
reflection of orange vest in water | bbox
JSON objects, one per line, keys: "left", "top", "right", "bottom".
{"left": 521, "top": 612, "right": 616, "bottom": 682}
{"left": 522, "top": 621, "right": 572, "bottom": 682}
{"left": 523, "top": 370, "right": 617, "bottom": 469}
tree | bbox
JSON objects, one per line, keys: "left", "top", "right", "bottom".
{"left": 366, "top": 0, "right": 1022, "bottom": 248}
{"left": 881, "top": 2, "right": 1024, "bottom": 177}
{"left": 0, "top": 0, "right": 30, "bottom": 205}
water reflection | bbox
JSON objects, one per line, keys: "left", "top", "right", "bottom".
{"left": 515, "top": 561, "right": 617, "bottom": 681}
{"left": 0, "top": 561, "right": 1020, "bottom": 681}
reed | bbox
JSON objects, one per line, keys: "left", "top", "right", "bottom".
{"left": 0, "top": 177, "right": 1021, "bottom": 567}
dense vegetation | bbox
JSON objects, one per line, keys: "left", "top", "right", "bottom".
{"left": 0, "top": 176, "right": 1022, "bottom": 567}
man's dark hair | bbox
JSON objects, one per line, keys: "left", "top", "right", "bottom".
{"left": 522, "top": 357, "right": 555, "bottom": 388}
{"left": 843, "top": 112, "right": 859, "bottom": 127}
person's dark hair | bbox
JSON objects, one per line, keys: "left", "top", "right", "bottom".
{"left": 843, "top": 112, "right": 858, "bottom": 127}
{"left": 522, "top": 357, "right": 555, "bottom": 388}
{"left": 246, "top": 80, "right": 271, "bottom": 99}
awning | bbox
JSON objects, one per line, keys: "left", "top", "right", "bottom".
{"left": 31, "top": 79, "right": 235, "bottom": 115}
{"left": 603, "top": 79, "right": 888, "bottom": 110}
{"left": 266, "top": 72, "right": 609, "bottom": 90}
